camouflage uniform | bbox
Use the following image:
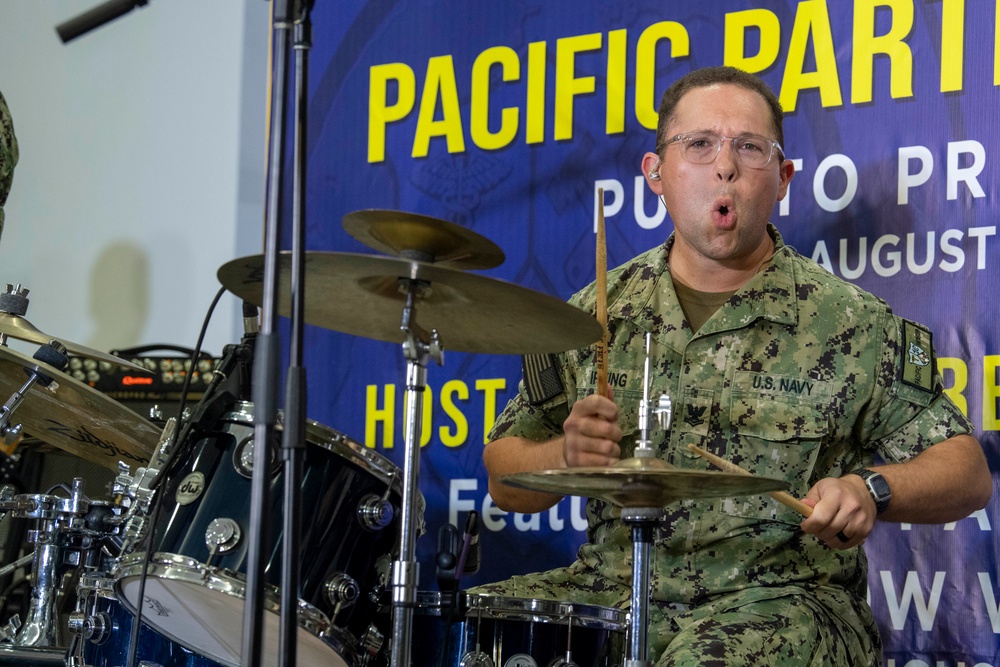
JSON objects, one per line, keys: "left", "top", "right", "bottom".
{"left": 0, "top": 90, "right": 17, "bottom": 240}
{"left": 473, "top": 225, "right": 972, "bottom": 666}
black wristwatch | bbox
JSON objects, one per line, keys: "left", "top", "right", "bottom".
{"left": 850, "top": 468, "right": 891, "bottom": 514}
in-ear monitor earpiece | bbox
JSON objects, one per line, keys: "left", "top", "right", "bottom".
{"left": 648, "top": 158, "right": 661, "bottom": 181}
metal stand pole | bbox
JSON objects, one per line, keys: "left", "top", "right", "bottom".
{"left": 243, "top": 1, "right": 293, "bottom": 665}
{"left": 278, "top": 4, "right": 312, "bottom": 667}
{"left": 621, "top": 507, "right": 662, "bottom": 667}
{"left": 389, "top": 287, "right": 442, "bottom": 667}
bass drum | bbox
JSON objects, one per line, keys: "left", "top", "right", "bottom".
{"left": 115, "top": 402, "right": 405, "bottom": 667}
{"left": 376, "top": 592, "right": 626, "bottom": 667}
{"left": 68, "top": 572, "right": 222, "bottom": 667}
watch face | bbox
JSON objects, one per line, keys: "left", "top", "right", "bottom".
{"left": 869, "top": 473, "right": 891, "bottom": 499}
{"left": 862, "top": 471, "right": 891, "bottom": 514}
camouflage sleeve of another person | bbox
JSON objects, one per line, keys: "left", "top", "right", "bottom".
{"left": 0, "top": 91, "right": 18, "bottom": 237}
{"left": 858, "top": 310, "right": 973, "bottom": 462}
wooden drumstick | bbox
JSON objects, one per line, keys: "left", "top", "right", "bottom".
{"left": 686, "top": 443, "right": 813, "bottom": 517}
{"left": 688, "top": 443, "right": 853, "bottom": 542}
{"left": 596, "top": 188, "right": 609, "bottom": 398}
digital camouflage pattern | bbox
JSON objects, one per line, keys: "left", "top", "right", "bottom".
{"left": 0, "top": 91, "right": 17, "bottom": 239}
{"left": 473, "top": 225, "right": 972, "bottom": 666}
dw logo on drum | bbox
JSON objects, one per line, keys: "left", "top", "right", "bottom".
{"left": 176, "top": 472, "right": 206, "bottom": 506}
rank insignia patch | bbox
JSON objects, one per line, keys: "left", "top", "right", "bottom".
{"left": 902, "top": 320, "right": 934, "bottom": 392}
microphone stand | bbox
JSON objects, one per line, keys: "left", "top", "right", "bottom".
{"left": 242, "top": 0, "right": 297, "bottom": 665}
{"left": 279, "top": 4, "right": 313, "bottom": 667}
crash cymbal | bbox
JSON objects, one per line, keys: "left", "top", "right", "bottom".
{"left": 502, "top": 465, "right": 789, "bottom": 508}
{"left": 0, "top": 345, "right": 158, "bottom": 470}
{"left": 0, "top": 312, "right": 150, "bottom": 373}
{"left": 217, "top": 252, "right": 602, "bottom": 355}
{"left": 343, "top": 209, "right": 505, "bottom": 270}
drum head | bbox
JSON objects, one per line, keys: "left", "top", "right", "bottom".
{"left": 117, "top": 567, "right": 351, "bottom": 667}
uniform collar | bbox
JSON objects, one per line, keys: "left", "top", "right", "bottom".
{"left": 609, "top": 224, "right": 799, "bottom": 350}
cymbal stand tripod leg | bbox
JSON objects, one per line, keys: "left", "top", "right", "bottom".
{"left": 390, "top": 284, "right": 443, "bottom": 667}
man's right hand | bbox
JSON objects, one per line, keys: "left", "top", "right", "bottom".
{"left": 562, "top": 393, "right": 622, "bottom": 467}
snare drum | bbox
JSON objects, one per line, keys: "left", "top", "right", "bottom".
{"left": 115, "top": 402, "right": 404, "bottom": 667}
{"left": 68, "top": 573, "right": 222, "bottom": 667}
{"left": 378, "top": 592, "right": 626, "bottom": 667}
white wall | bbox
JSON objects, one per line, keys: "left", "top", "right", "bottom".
{"left": 0, "top": 0, "right": 269, "bottom": 359}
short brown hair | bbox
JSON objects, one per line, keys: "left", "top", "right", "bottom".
{"left": 653, "top": 66, "right": 784, "bottom": 158}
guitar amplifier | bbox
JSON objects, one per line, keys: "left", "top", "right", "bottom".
{"left": 66, "top": 351, "right": 224, "bottom": 422}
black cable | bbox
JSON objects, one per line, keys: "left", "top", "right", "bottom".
{"left": 126, "top": 284, "right": 226, "bottom": 667}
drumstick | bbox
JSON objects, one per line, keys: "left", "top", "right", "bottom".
{"left": 596, "top": 188, "right": 609, "bottom": 398}
{"left": 686, "top": 443, "right": 813, "bottom": 517}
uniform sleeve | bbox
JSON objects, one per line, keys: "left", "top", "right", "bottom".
{"left": 488, "top": 385, "right": 566, "bottom": 442}
{"left": 489, "top": 350, "right": 579, "bottom": 443}
{"left": 861, "top": 312, "right": 973, "bottom": 462}
{"left": 0, "top": 91, "right": 18, "bottom": 235}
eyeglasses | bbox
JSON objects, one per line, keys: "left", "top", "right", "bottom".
{"left": 664, "top": 131, "right": 784, "bottom": 169}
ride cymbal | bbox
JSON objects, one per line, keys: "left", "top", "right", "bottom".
{"left": 217, "top": 252, "right": 602, "bottom": 355}
{"left": 0, "top": 312, "right": 150, "bottom": 373}
{"left": 502, "top": 466, "right": 789, "bottom": 508}
{"left": 343, "top": 209, "right": 505, "bottom": 270}
{"left": 0, "top": 345, "right": 158, "bottom": 470}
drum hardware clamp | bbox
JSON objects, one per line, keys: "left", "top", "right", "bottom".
{"left": 0, "top": 341, "right": 69, "bottom": 445}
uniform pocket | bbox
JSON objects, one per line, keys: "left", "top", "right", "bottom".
{"left": 715, "top": 371, "right": 833, "bottom": 524}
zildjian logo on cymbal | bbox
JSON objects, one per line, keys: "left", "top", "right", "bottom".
{"left": 43, "top": 419, "right": 144, "bottom": 464}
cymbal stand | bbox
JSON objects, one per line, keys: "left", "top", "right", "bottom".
{"left": 0, "top": 341, "right": 69, "bottom": 445}
{"left": 621, "top": 506, "right": 662, "bottom": 667}
{"left": 390, "top": 282, "right": 442, "bottom": 667}
{"left": 620, "top": 332, "right": 672, "bottom": 666}
{"left": 0, "top": 284, "right": 30, "bottom": 347}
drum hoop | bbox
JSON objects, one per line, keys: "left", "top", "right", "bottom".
{"left": 0, "top": 644, "right": 68, "bottom": 666}
{"left": 304, "top": 420, "right": 400, "bottom": 489}
{"left": 222, "top": 401, "right": 401, "bottom": 490}
{"left": 464, "top": 594, "right": 627, "bottom": 630}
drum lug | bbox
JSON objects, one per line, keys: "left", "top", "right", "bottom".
{"left": 204, "top": 517, "right": 242, "bottom": 555}
{"left": 66, "top": 611, "right": 84, "bottom": 636}
{"left": 323, "top": 572, "right": 360, "bottom": 609}
{"left": 66, "top": 609, "right": 112, "bottom": 645}
{"left": 357, "top": 493, "right": 394, "bottom": 531}
{"left": 547, "top": 659, "right": 579, "bottom": 667}
{"left": 459, "top": 650, "right": 495, "bottom": 667}
{"left": 233, "top": 435, "right": 279, "bottom": 479}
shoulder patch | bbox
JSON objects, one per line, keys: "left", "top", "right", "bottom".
{"left": 901, "top": 320, "right": 934, "bottom": 393}
{"left": 522, "top": 353, "right": 564, "bottom": 406}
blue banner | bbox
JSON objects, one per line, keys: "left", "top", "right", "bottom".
{"left": 285, "top": 1, "right": 1000, "bottom": 662}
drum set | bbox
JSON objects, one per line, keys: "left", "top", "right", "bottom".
{"left": 0, "top": 210, "right": 786, "bottom": 667}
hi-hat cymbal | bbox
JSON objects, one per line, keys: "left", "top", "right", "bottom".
{"left": 343, "top": 209, "right": 505, "bottom": 270}
{"left": 0, "top": 312, "right": 150, "bottom": 373}
{"left": 0, "top": 345, "right": 158, "bottom": 470}
{"left": 217, "top": 252, "right": 602, "bottom": 355}
{"left": 502, "top": 466, "right": 789, "bottom": 508}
